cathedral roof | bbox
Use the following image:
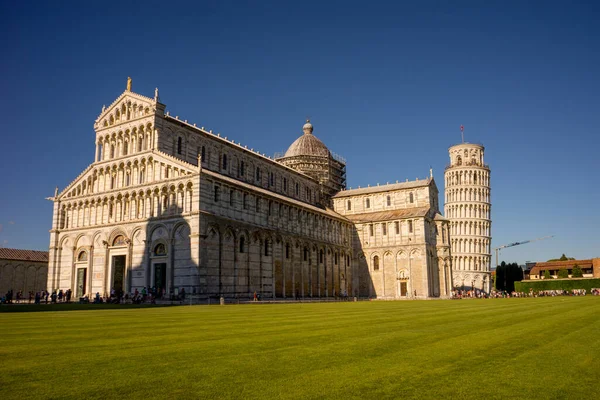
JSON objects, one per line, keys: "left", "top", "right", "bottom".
{"left": 332, "top": 178, "right": 433, "bottom": 198}
{"left": 343, "top": 207, "right": 431, "bottom": 223}
{"left": 283, "top": 120, "right": 331, "bottom": 158}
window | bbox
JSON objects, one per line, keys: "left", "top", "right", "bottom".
{"left": 295, "top": 183, "right": 299, "bottom": 196}
{"left": 256, "top": 167, "right": 261, "bottom": 181}
{"left": 334, "top": 253, "right": 338, "bottom": 265}
{"left": 240, "top": 161, "right": 245, "bottom": 176}
{"left": 366, "top": 198, "right": 370, "bottom": 208}
{"left": 264, "top": 240, "right": 270, "bottom": 256}
{"left": 347, "top": 200, "right": 352, "bottom": 210}
{"left": 201, "top": 146, "right": 206, "bottom": 162}
{"left": 369, "top": 224, "right": 374, "bottom": 236}
{"left": 123, "top": 141, "right": 128, "bottom": 156}
{"left": 222, "top": 154, "right": 228, "bottom": 170}
{"left": 229, "top": 189, "right": 234, "bottom": 206}
{"left": 303, "top": 247, "right": 308, "bottom": 261}
{"left": 77, "top": 251, "right": 88, "bottom": 262}
{"left": 456, "top": 156, "right": 462, "bottom": 166}
{"left": 154, "top": 243, "right": 167, "bottom": 256}
{"left": 373, "top": 255, "right": 380, "bottom": 271}
{"left": 110, "top": 145, "right": 115, "bottom": 158}
{"left": 319, "top": 250, "right": 324, "bottom": 263}
{"left": 409, "top": 192, "right": 414, "bottom": 203}
{"left": 239, "top": 237, "right": 245, "bottom": 253}
{"left": 243, "top": 193, "right": 248, "bottom": 209}
{"left": 285, "top": 243, "right": 290, "bottom": 259}
{"left": 409, "top": 220, "right": 413, "bottom": 233}
{"left": 387, "top": 195, "right": 391, "bottom": 206}
{"left": 177, "top": 137, "right": 182, "bottom": 155}
{"left": 270, "top": 172, "right": 274, "bottom": 186}
{"left": 268, "top": 201, "right": 272, "bottom": 216}
{"left": 283, "top": 178, "right": 288, "bottom": 192}
{"left": 113, "top": 235, "right": 126, "bottom": 246}
{"left": 395, "top": 221, "right": 400, "bottom": 235}
{"left": 382, "top": 223, "right": 387, "bottom": 235}
{"left": 214, "top": 186, "right": 220, "bottom": 202}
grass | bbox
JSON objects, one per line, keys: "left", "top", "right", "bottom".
{"left": 1, "top": 297, "right": 599, "bottom": 399}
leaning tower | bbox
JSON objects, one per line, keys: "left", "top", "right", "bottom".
{"left": 444, "top": 142, "right": 492, "bottom": 292}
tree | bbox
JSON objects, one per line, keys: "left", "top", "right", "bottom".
{"left": 558, "top": 269, "right": 569, "bottom": 279}
{"left": 547, "top": 254, "right": 576, "bottom": 262}
{"left": 496, "top": 262, "right": 506, "bottom": 291}
{"left": 506, "top": 262, "right": 523, "bottom": 292}
{"left": 543, "top": 270, "right": 552, "bottom": 280}
{"left": 496, "top": 262, "right": 523, "bottom": 291}
{"left": 572, "top": 265, "right": 583, "bottom": 278}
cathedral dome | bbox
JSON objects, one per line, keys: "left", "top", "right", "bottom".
{"left": 284, "top": 120, "right": 331, "bottom": 158}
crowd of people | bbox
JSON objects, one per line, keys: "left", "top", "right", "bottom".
{"left": 1, "top": 289, "right": 73, "bottom": 304}
{"left": 0, "top": 286, "right": 189, "bottom": 305}
{"left": 80, "top": 286, "right": 188, "bottom": 304}
{"left": 3, "top": 286, "right": 599, "bottom": 305}
{"left": 452, "top": 288, "right": 600, "bottom": 299}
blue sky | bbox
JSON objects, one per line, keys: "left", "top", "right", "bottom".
{"left": 0, "top": 1, "right": 598, "bottom": 264}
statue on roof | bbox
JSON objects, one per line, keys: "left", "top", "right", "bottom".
{"left": 126, "top": 77, "right": 132, "bottom": 91}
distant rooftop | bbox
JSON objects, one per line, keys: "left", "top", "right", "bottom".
{"left": 0, "top": 248, "right": 49, "bottom": 263}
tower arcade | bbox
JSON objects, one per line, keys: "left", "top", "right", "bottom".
{"left": 444, "top": 142, "right": 492, "bottom": 292}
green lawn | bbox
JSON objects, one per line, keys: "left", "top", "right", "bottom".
{"left": 1, "top": 297, "right": 599, "bottom": 399}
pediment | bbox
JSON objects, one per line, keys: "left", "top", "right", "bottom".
{"left": 94, "top": 90, "right": 164, "bottom": 130}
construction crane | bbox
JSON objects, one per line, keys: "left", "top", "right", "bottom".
{"left": 494, "top": 235, "right": 554, "bottom": 267}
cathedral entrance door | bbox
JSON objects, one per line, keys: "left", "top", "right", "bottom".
{"left": 76, "top": 268, "right": 87, "bottom": 298}
{"left": 399, "top": 281, "right": 408, "bottom": 297}
{"left": 112, "top": 255, "right": 126, "bottom": 294}
{"left": 154, "top": 263, "right": 167, "bottom": 293}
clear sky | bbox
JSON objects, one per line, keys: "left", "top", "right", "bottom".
{"left": 0, "top": 1, "right": 598, "bottom": 265}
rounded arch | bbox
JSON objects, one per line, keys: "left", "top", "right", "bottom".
{"left": 371, "top": 252, "right": 381, "bottom": 271}
{"left": 74, "top": 233, "right": 91, "bottom": 249}
{"left": 148, "top": 223, "right": 170, "bottom": 242}
{"left": 76, "top": 249, "right": 89, "bottom": 262}
{"left": 410, "top": 248, "right": 421, "bottom": 257}
{"left": 107, "top": 228, "right": 128, "bottom": 246}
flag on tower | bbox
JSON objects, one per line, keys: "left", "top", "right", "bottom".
{"left": 460, "top": 125, "right": 464, "bottom": 132}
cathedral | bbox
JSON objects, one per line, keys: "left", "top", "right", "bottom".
{"left": 47, "top": 80, "right": 458, "bottom": 300}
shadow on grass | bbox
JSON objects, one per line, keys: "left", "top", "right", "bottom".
{"left": 0, "top": 303, "right": 176, "bottom": 313}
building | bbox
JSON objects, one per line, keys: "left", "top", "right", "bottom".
{"left": 46, "top": 80, "right": 452, "bottom": 300}
{"left": 332, "top": 179, "right": 452, "bottom": 299}
{"left": 0, "top": 248, "right": 48, "bottom": 294}
{"left": 444, "top": 142, "right": 492, "bottom": 291}
{"left": 528, "top": 258, "right": 600, "bottom": 280}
